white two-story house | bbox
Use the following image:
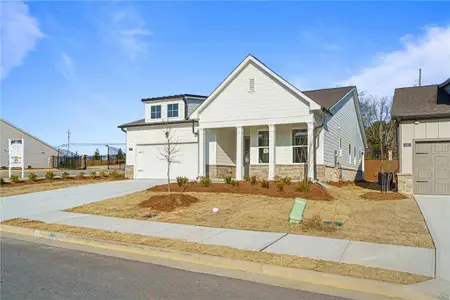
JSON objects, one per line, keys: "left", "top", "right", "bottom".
{"left": 119, "top": 55, "right": 367, "bottom": 182}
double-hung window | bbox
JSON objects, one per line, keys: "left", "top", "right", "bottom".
{"left": 257, "top": 131, "right": 269, "bottom": 163}
{"left": 292, "top": 129, "right": 308, "bottom": 163}
{"left": 150, "top": 105, "right": 161, "bottom": 119}
{"left": 167, "top": 103, "right": 179, "bottom": 118}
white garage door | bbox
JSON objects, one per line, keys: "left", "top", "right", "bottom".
{"left": 135, "top": 143, "right": 198, "bottom": 179}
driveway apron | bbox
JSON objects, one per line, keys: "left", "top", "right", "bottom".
{"left": 415, "top": 195, "right": 450, "bottom": 281}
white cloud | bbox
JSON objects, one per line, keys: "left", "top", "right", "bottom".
{"left": 101, "top": 4, "right": 151, "bottom": 60}
{"left": 341, "top": 26, "right": 450, "bottom": 97}
{"left": 0, "top": 1, "right": 44, "bottom": 79}
{"left": 58, "top": 52, "right": 74, "bottom": 79}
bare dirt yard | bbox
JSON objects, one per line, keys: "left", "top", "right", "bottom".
{"left": 67, "top": 181, "right": 433, "bottom": 248}
{"left": 1, "top": 177, "right": 121, "bottom": 197}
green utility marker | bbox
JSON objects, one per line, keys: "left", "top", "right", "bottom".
{"left": 289, "top": 198, "right": 306, "bottom": 223}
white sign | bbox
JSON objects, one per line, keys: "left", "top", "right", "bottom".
{"left": 9, "top": 138, "right": 24, "bottom": 178}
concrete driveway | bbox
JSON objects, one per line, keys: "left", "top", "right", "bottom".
{"left": 415, "top": 195, "right": 450, "bottom": 281}
{"left": 1, "top": 180, "right": 164, "bottom": 222}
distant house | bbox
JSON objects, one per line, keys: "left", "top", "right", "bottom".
{"left": 119, "top": 55, "right": 367, "bottom": 182}
{"left": 392, "top": 78, "right": 450, "bottom": 195}
{"left": 0, "top": 119, "right": 58, "bottom": 169}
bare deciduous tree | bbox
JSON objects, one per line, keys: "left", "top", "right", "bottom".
{"left": 158, "top": 125, "right": 180, "bottom": 192}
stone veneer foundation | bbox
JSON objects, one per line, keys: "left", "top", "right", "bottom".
{"left": 275, "top": 165, "right": 307, "bottom": 181}
{"left": 206, "top": 165, "right": 236, "bottom": 178}
{"left": 125, "top": 165, "right": 134, "bottom": 179}
{"left": 316, "top": 165, "right": 362, "bottom": 182}
{"left": 397, "top": 173, "right": 413, "bottom": 194}
{"left": 249, "top": 165, "right": 269, "bottom": 179}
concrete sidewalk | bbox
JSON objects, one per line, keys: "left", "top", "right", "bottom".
{"left": 0, "top": 180, "right": 164, "bottom": 221}
{"left": 25, "top": 210, "right": 435, "bottom": 277}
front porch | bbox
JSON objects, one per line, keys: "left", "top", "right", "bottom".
{"left": 198, "top": 122, "right": 315, "bottom": 181}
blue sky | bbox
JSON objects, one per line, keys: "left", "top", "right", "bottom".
{"left": 1, "top": 1, "right": 450, "bottom": 154}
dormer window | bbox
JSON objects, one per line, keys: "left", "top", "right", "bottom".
{"left": 151, "top": 105, "right": 161, "bottom": 119}
{"left": 167, "top": 103, "right": 179, "bottom": 118}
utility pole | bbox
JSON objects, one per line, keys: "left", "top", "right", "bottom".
{"left": 419, "top": 68, "right": 422, "bottom": 86}
{"left": 67, "top": 129, "right": 71, "bottom": 156}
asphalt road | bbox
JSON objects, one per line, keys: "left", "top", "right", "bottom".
{"left": 0, "top": 236, "right": 349, "bottom": 300}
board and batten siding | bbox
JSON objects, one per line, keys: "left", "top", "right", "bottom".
{"left": 199, "top": 62, "right": 313, "bottom": 128}
{"left": 125, "top": 123, "right": 198, "bottom": 166}
{"left": 323, "top": 91, "right": 365, "bottom": 170}
{"left": 399, "top": 118, "right": 450, "bottom": 173}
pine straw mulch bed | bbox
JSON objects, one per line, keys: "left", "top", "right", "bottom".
{"left": 148, "top": 181, "right": 333, "bottom": 201}
{"left": 138, "top": 194, "right": 199, "bottom": 212}
{"left": 1, "top": 218, "right": 432, "bottom": 285}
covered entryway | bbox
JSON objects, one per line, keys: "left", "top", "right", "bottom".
{"left": 414, "top": 141, "right": 450, "bottom": 195}
{"left": 135, "top": 143, "right": 198, "bottom": 179}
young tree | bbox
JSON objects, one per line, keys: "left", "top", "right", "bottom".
{"left": 117, "top": 148, "right": 124, "bottom": 162}
{"left": 93, "top": 149, "right": 100, "bottom": 160}
{"left": 158, "top": 125, "right": 180, "bottom": 192}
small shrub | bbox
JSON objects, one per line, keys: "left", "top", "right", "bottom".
{"left": 90, "top": 171, "right": 97, "bottom": 179}
{"left": 282, "top": 176, "right": 292, "bottom": 185}
{"left": 77, "top": 172, "right": 85, "bottom": 179}
{"left": 45, "top": 171, "right": 54, "bottom": 180}
{"left": 276, "top": 182, "right": 284, "bottom": 192}
{"left": 176, "top": 176, "right": 189, "bottom": 187}
{"left": 27, "top": 165, "right": 32, "bottom": 169}
{"left": 250, "top": 176, "right": 257, "bottom": 185}
{"left": 28, "top": 172, "right": 38, "bottom": 181}
{"left": 10, "top": 175, "right": 20, "bottom": 183}
{"left": 244, "top": 175, "right": 250, "bottom": 181}
{"left": 111, "top": 170, "right": 124, "bottom": 180}
{"left": 230, "top": 178, "right": 239, "bottom": 187}
{"left": 303, "top": 215, "right": 337, "bottom": 232}
{"left": 99, "top": 171, "right": 107, "bottom": 178}
{"left": 0, "top": 177, "right": 4, "bottom": 185}
{"left": 61, "top": 172, "right": 69, "bottom": 180}
{"left": 261, "top": 179, "right": 269, "bottom": 188}
{"left": 295, "top": 180, "right": 309, "bottom": 192}
{"left": 223, "top": 176, "right": 232, "bottom": 184}
{"left": 200, "top": 177, "right": 212, "bottom": 187}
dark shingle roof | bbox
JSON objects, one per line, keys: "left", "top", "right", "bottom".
{"left": 141, "top": 94, "right": 207, "bottom": 102}
{"left": 118, "top": 119, "right": 195, "bottom": 128}
{"left": 303, "top": 86, "right": 355, "bottom": 110}
{"left": 392, "top": 84, "right": 450, "bottom": 119}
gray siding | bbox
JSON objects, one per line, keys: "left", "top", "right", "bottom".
{"left": 1, "top": 120, "right": 58, "bottom": 168}
{"left": 186, "top": 99, "right": 204, "bottom": 118}
{"left": 323, "top": 92, "right": 365, "bottom": 170}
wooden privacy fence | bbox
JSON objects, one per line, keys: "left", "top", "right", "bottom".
{"left": 364, "top": 159, "right": 398, "bottom": 182}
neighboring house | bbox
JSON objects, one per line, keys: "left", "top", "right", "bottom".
{"left": 119, "top": 55, "right": 367, "bottom": 182}
{"left": 1, "top": 119, "right": 58, "bottom": 169}
{"left": 392, "top": 78, "right": 450, "bottom": 195}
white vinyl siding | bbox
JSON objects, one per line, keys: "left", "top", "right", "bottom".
{"left": 399, "top": 118, "right": 450, "bottom": 173}
{"left": 198, "top": 62, "right": 312, "bottom": 128}
{"left": 125, "top": 122, "right": 197, "bottom": 166}
{"left": 186, "top": 99, "right": 205, "bottom": 117}
{"left": 323, "top": 92, "right": 365, "bottom": 170}
{"left": 145, "top": 99, "right": 185, "bottom": 123}
{"left": 215, "top": 128, "right": 236, "bottom": 166}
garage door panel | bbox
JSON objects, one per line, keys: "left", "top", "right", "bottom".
{"left": 136, "top": 144, "right": 198, "bottom": 179}
{"left": 414, "top": 141, "right": 450, "bottom": 195}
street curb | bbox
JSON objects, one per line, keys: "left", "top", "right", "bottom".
{"left": 0, "top": 224, "right": 434, "bottom": 300}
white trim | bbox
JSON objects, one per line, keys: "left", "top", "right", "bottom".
{"left": 191, "top": 55, "right": 322, "bottom": 119}
{"left": 256, "top": 130, "right": 270, "bottom": 164}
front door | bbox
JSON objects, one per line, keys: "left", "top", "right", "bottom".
{"left": 244, "top": 137, "right": 250, "bottom": 178}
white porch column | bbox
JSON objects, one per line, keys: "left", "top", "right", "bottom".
{"left": 236, "top": 126, "right": 244, "bottom": 180}
{"left": 198, "top": 128, "right": 206, "bottom": 178}
{"left": 268, "top": 124, "right": 276, "bottom": 180}
{"left": 307, "top": 122, "right": 315, "bottom": 180}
